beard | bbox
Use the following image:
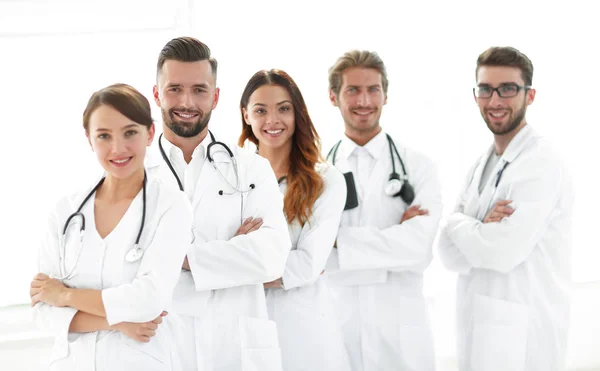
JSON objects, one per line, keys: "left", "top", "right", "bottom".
{"left": 162, "top": 108, "right": 212, "bottom": 138}
{"left": 483, "top": 99, "right": 526, "bottom": 136}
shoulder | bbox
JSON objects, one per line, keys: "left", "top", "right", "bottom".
{"left": 387, "top": 135, "right": 437, "bottom": 172}
{"left": 145, "top": 175, "right": 191, "bottom": 214}
{"left": 52, "top": 175, "right": 104, "bottom": 218}
{"left": 317, "top": 162, "right": 345, "bottom": 189}
{"left": 230, "top": 143, "right": 275, "bottom": 175}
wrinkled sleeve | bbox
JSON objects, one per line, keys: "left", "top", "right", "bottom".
{"left": 282, "top": 167, "right": 347, "bottom": 290}
{"left": 32, "top": 202, "right": 78, "bottom": 345}
{"left": 445, "top": 158, "right": 563, "bottom": 274}
{"left": 336, "top": 156, "right": 442, "bottom": 273}
{"left": 186, "top": 158, "right": 291, "bottom": 291}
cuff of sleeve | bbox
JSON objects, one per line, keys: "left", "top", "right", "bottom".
{"left": 336, "top": 227, "right": 357, "bottom": 270}
{"left": 187, "top": 239, "right": 207, "bottom": 292}
{"left": 34, "top": 304, "right": 78, "bottom": 347}
{"left": 102, "top": 288, "right": 126, "bottom": 326}
{"left": 281, "top": 272, "right": 296, "bottom": 291}
{"left": 447, "top": 212, "right": 483, "bottom": 268}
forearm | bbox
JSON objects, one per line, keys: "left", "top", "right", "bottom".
{"left": 68, "top": 311, "right": 111, "bottom": 333}
{"left": 63, "top": 288, "right": 106, "bottom": 317}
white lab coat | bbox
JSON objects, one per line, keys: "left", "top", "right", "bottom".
{"left": 325, "top": 131, "right": 441, "bottom": 371}
{"left": 145, "top": 135, "right": 291, "bottom": 371}
{"left": 265, "top": 163, "right": 351, "bottom": 371}
{"left": 437, "top": 125, "right": 574, "bottom": 371}
{"left": 33, "top": 174, "right": 193, "bottom": 371}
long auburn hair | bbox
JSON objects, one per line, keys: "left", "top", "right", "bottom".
{"left": 239, "top": 69, "right": 324, "bottom": 226}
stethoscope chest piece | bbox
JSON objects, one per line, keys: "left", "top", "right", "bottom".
{"left": 385, "top": 173, "right": 404, "bottom": 197}
{"left": 125, "top": 245, "right": 144, "bottom": 262}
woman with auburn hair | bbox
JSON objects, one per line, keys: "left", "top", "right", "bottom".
{"left": 239, "top": 69, "right": 351, "bottom": 371}
{"left": 30, "top": 83, "right": 192, "bottom": 371}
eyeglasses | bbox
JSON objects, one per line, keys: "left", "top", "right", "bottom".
{"left": 473, "top": 84, "right": 531, "bottom": 98}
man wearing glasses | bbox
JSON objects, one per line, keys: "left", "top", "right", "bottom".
{"left": 438, "top": 46, "right": 574, "bottom": 371}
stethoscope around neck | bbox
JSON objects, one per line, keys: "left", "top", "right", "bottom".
{"left": 58, "top": 172, "right": 147, "bottom": 281}
{"left": 158, "top": 131, "right": 255, "bottom": 195}
{"left": 327, "top": 133, "right": 415, "bottom": 210}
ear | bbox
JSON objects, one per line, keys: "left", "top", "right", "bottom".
{"left": 526, "top": 87, "right": 536, "bottom": 106}
{"left": 329, "top": 89, "right": 338, "bottom": 106}
{"left": 212, "top": 87, "right": 220, "bottom": 110}
{"left": 152, "top": 85, "right": 161, "bottom": 107}
{"left": 242, "top": 107, "right": 250, "bottom": 125}
{"left": 147, "top": 123, "right": 156, "bottom": 146}
{"left": 383, "top": 93, "right": 388, "bottom": 105}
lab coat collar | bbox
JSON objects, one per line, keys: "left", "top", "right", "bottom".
{"left": 145, "top": 130, "right": 213, "bottom": 169}
{"left": 340, "top": 129, "right": 387, "bottom": 161}
{"left": 500, "top": 124, "right": 534, "bottom": 163}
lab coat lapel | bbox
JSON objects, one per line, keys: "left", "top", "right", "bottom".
{"left": 191, "top": 158, "right": 220, "bottom": 211}
{"left": 474, "top": 126, "right": 534, "bottom": 220}
{"left": 462, "top": 149, "right": 490, "bottom": 218}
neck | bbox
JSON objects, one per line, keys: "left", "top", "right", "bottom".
{"left": 258, "top": 142, "right": 291, "bottom": 179}
{"left": 163, "top": 126, "right": 209, "bottom": 163}
{"left": 494, "top": 121, "right": 527, "bottom": 155}
{"left": 98, "top": 168, "right": 145, "bottom": 202}
{"left": 345, "top": 125, "right": 382, "bottom": 147}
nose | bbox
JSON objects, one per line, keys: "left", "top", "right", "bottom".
{"left": 357, "top": 91, "right": 371, "bottom": 106}
{"left": 112, "top": 136, "right": 127, "bottom": 154}
{"left": 265, "top": 110, "right": 280, "bottom": 125}
{"left": 488, "top": 89, "right": 504, "bottom": 107}
{"left": 179, "top": 90, "right": 194, "bottom": 109}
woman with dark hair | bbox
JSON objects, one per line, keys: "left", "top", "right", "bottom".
{"left": 239, "top": 70, "right": 350, "bottom": 371}
{"left": 30, "top": 83, "right": 192, "bottom": 371}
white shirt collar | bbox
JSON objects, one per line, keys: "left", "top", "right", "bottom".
{"left": 160, "top": 131, "right": 214, "bottom": 163}
{"left": 341, "top": 129, "right": 387, "bottom": 160}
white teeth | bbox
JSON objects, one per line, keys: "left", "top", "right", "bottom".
{"left": 266, "top": 129, "right": 283, "bottom": 134}
{"left": 113, "top": 158, "right": 129, "bottom": 164}
{"left": 176, "top": 112, "right": 196, "bottom": 118}
{"left": 490, "top": 111, "right": 506, "bottom": 118}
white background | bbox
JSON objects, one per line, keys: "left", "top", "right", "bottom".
{"left": 0, "top": 0, "right": 598, "bottom": 368}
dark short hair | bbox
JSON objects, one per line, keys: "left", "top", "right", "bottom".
{"left": 83, "top": 83, "right": 153, "bottom": 132}
{"left": 476, "top": 46, "right": 534, "bottom": 86}
{"left": 156, "top": 36, "right": 218, "bottom": 80}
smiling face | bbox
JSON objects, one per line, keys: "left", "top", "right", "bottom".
{"left": 475, "top": 66, "right": 535, "bottom": 136}
{"left": 153, "top": 59, "right": 219, "bottom": 138}
{"left": 87, "top": 104, "right": 154, "bottom": 180}
{"left": 243, "top": 84, "right": 295, "bottom": 151}
{"left": 329, "top": 67, "right": 387, "bottom": 139}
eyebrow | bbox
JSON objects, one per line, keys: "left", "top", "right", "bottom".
{"left": 95, "top": 124, "right": 139, "bottom": 132}
{"left": 252, "top": 100, "right": 292, "bottom": 107}
{"left": 166, "top": 82, "right": 210, "bottom": 89}
{"left": 346, "top": 85, "right": 381, "bottom": 89}
{"left": 477, "top": 82, "right": 519, "bottom": 87}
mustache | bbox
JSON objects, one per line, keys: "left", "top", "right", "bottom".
{"left": 169, "top": 108, "right": 202, "bottom": 115}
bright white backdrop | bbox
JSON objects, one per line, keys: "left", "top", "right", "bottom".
{"left": 0, "top": 0, "right": 598, "bottom": 368}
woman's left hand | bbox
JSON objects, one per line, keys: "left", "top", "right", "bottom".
{"left": 30, "top": 273, "right": 69, "bottom": 307}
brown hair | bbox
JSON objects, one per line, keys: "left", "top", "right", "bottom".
{"left": 238, "top": 69, "right": 324, "bottom": 226}
{"left": 83, "top": 83, "right": 153, "bottom": 132}
{"left": 328, "top": 50, "right": 389, "bottom": 96}
{"left": 156, "top": 36, "right": 218, "bottom": 80}
{"left": 476, "top": 46, "right": 534, "bottom": 86}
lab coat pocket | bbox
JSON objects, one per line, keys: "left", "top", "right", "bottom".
{"left": 470, "top": 294, "right": 529, "bottom": 371}
{"left": 118, "top": 332, "right": 167, "bottom": 370}
{"left": 238, "top": 316, "right": 283, "bottom": 371}
{"left": 48, "top": 340, "right": 69, "bottom": 365}
{"left": 390, "top": 297, "right": 435, "bottom": 371}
